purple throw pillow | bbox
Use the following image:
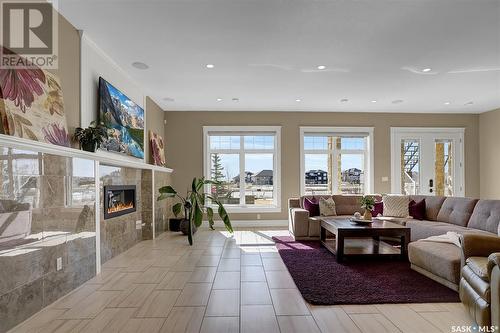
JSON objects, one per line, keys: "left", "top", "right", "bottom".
{"left": 409, "top": 199, "right": 426, "bottom": 220}
{"left": 372, "top": 201, "right": 383, "bottom": 216}
{"left": 303, "top": 197, "right": 320, "bottom": 217}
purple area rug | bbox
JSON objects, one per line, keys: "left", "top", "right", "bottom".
{"left": 272, "top": 236, "right": 460, "bottom": 305}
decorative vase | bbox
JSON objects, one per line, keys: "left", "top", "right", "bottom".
{"left": 169, "top": 218, "right": 183, "bottom": 232}
{"left": 180, "top": 219, "right": 197, "bottom": 235}
{"left": 363, "top": 210, "right": 373, "bottom": 221}
{"left": 81, "top": 142, "right": 96, "bottom": 152}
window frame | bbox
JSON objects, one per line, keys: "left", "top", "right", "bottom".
{"left": 203, "top": 126, "right": 281, "bottom": 213}
{"left": 299, "top": 127, "right": 374, "bottom": 195}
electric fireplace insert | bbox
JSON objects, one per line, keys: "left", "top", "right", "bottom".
{"left": 104, "top": 185, "right": 136, "bottom": 219}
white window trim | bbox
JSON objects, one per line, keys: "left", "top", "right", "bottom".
{"left": 203, "top": 126, "right": 281, "bottom": 213}
{"left": 299, "top": 126, "right": 374, "bottom": 195}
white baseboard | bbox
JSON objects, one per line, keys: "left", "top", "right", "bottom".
{"left": 200, "top": 219, "right": 288, "bottom": 229}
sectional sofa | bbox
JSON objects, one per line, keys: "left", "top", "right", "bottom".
{"left": 288, "top": 194, "right": 500, "bottom": 325}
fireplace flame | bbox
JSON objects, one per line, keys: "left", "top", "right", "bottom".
{"left": 108, "top": 201, "right": 134, "bottom": 214}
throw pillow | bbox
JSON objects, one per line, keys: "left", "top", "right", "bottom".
{"left": 303, "top": 197, "right": 320, "bottom": 217}
{"left": 382, "top": 194, "right": 409, "bottom": 218}
{"left": 409, "top": 199, "right": 426, "bottom": 220}
{"left": 319, "top": 197, "right": 337, "bottom": 216}
{"left": 372, "top": 201, "right": 383, "bottom": 217}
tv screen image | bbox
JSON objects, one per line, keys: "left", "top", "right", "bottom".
{"left": 99, "top": 77, "right": 145, "bottom": 159}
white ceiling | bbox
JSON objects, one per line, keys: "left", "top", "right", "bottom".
{"left": 59, "top": 0, "right": 500, "bottom": 113}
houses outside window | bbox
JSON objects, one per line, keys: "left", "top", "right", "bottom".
{"left": 203, "top": 126, "right": 281, "bottom": 212}
{"left": 300, "top": 127, "right": 374, "bottom": 195}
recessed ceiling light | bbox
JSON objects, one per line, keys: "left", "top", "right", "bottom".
{"left": 132, "top": 61, "right": 149, "bottom": 70}
{"left": 392, "top": 99, "right": 404, "bottom": 104}
{"left": 464, "top": 101, "right": 474, "bottom": 106}
{"left": 444, "top": 101, "right": 451, "bottom": 105}
{"left": 340, "top": 98, "right": 349, "bottom": 103}
{"left": 206, "top": 64, "right": 215, "bottom": 69}
{"left": 232, "top": 98, "right": 239, "bottom": 102}
{"left": 295, "top": 99, "right": 302, "bottom": 102}
{"left": 371, "top": 100, "right": 377, "bottom": 103}
{"left": 422, "top": 68, "right": 432, "bottom": 72}
{"left": 216, "top": 98, "right": 223, "bottom": 102}
{"left": 317, "top": 65, "right": 326, "bottom": 70}
{"left": 163, "top": 97, "right": 175, "bottom": 102}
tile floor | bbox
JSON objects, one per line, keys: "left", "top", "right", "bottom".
{"left": 10, "top": 228, "right": 473, "bottom": 333}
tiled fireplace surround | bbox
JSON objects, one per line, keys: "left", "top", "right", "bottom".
{"left": 0, "top": 143, "right": 172, "bottom": 332}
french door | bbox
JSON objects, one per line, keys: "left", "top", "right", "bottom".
{"left": 391, "top": 128, "right": 464, "bottom": 197}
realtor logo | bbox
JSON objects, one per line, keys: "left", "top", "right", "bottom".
{"left": 0, "top": 0, "right": 58, "bottom": 68}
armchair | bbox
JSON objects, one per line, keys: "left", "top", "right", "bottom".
{"left": 460, "top": 233, "right": 500, "bottom": 327}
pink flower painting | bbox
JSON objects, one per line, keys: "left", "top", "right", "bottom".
{"left": 0, "top": 48, "right": 70, "bottom": 147}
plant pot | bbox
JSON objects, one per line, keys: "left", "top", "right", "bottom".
{"left": 179, "top": 219, "right": 197, "bottom": 235}
{"left": 363, "top": 210, "right": 373, "bottom": 221}
{"left": 169, "top": 218, "right": 183, "bottom": 232}
{"left": 81, "top": 142, "right": 97, "bottom": 152}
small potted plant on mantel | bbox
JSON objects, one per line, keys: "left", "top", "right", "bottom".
{"left": 74, "top": 120, "right": 108, "bottom": 152}
{"left": 157, "top": 177, "right": 233, "bottom": 245}
{"left": 360, "top": 195, "right": 376, "bottom": 220}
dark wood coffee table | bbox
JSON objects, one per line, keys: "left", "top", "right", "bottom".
{"left": 320, "top": 218, "right": 411, "bottom": 262}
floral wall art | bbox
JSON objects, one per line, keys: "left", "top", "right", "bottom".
{"left": 0, "top": 48, "right": 70, "bottom": 147}
{"left": 149, "top": 130, "right": 166, "bottom": 167}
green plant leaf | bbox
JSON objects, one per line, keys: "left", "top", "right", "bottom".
{"left": 157, "top": 193, "right": 171, "bottom": 201}
{"left": 206, "top": 207, "right": 215, "bottom": 230}
{"left": 172, "top": 202, "right": 182, "bottom": 217}
{"left": 159, "top": 186, "right": 177, "bottom": 196}
{"left": 217, "top": 202, "right": 233, "bottom": 233}
{"left": 193, "top": 202, "right": 203, "bottom": 228}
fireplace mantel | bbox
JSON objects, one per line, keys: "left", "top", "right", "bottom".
{"left": 0, "top": 134, "right": 173, "bottom": 173}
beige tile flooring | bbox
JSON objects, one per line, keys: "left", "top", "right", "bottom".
{"left": 10, "top": 228, "right": 474, "bottom": 333}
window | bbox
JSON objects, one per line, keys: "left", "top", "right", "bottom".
{"left": 204, "top": 126, "right": 281, "bottom": 212}
{"left": 300, "top": 127, "right": 373, "bottom": 195}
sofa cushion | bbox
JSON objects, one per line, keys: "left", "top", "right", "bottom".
{"left": 319, "top": 197, "right": 337, "bottom": 216}
{"left": 382, "top": 194, "right": 409, "bottom": 217}
{"left": 436, "top": 197, "right": 478, "bottom": 227}
{"left": 406, "top": 220, "right": 493, "bottom": 242}
{"left": 466, "top": 257, "right": 489, "bottom": 281}
{"left": 408, "top": 241, "right": 461, "bottom": 284}
{"left": 372, "top": 201, "right": 383, "bottom": 217}
{"left": 409, "top": 199, "right": 426, "bottom": 220}
{"left": 410, "top": 195, "right": 446, "bottom": 221}
{"left": 468, "top": 200, "right": 500, "bottom": 235}
{"left": 331, "top": 195, "right": 363, "bottom": 215}
{"left": 303, "top": 197, "right": 320, "bottom": 217}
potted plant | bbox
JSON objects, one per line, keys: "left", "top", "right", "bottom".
{"left": 74, "top": 120, "right": 108, "bottom": 152}
{"left": 157, "top": 177, "right": 233, "bottom": 245}
{"left": 360, "top": 195, "right": 376, "bottom": 220}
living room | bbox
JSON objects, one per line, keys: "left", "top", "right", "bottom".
{"left": 0, "top": 0, "right": 499, "bottom": 332}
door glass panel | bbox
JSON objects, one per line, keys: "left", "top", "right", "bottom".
{"left": 401, "top": 139, "right": 420, "bottom": 195}
{"left": 339, "top": 154, "right": 364, "bottom": 194}
{"left": 304, "top": 154, "right": 329, "bottom": 195}
{"left": 435, "top": 140, "right": 453, "bottom": 196}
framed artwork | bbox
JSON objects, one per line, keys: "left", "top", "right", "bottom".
{"left": 0, "top": 49, "right": 70, "bottom": 147}
{"left": 149, "top": 130, "right": 166, "bottom": 167}
{"left": 99, "top": 77, "right": 145, "bottom": 159}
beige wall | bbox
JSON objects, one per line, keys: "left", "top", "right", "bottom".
{"left": 480, "top": 108, "right": 500, "bottom": 199}
{"left": 145, "top": 97, "right": 167, "bottom": 164}
{"left": 50, "top": 12, "right": 81, "bottom": 135}
{"left": 165, "top": 111, "right": 480, "bottom": 220}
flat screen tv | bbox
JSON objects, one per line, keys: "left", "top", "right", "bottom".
{"left": 99, "top": 77, "right": 144, "bottom": 159}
